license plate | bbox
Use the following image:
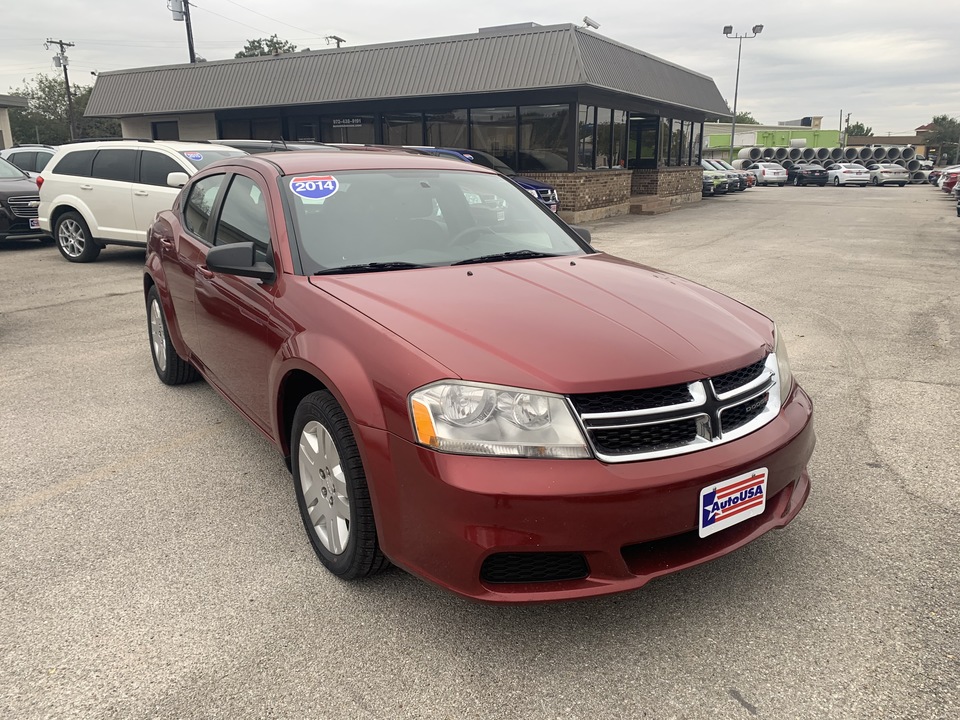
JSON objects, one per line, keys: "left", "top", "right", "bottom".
{"left": 699, "top": 468, "right": 767, "bottom": 538}
{"left": 29, "top": 218, "right": 40, "bottom": 229}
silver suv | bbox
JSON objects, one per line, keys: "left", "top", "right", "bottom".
{"left": 38, "top": 139, "right": 246, "bottom": 262}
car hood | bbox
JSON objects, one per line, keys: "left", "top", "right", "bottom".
{"left": 513, "top": 176, "right": 554, "bottom": 191}
{"left": 0, "top": 175, "right": 39, "bottom": 195}
{"left": 309, "top": 254, "right": 772, "bottom": 393}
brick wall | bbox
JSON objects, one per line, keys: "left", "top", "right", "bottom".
{"left": 522, "top": 170, "right": 632, "bottom": 212}
{"left": 631, "top": 167, "right": 703, "bottom": 197}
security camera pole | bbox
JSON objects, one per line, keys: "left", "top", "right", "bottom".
{"left": 169, "top": 0, "right": 197, "bottom": 63}
{"left": 46, "top": 38, "right": 76, "bottom": 140}
{"left": 722, "top": 24, "right": 763, "bottom": 163}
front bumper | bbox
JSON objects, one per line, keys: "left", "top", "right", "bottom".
{"left": 0, "top": 209, "right": 48, "bottom": 241}
{"left": 359, "top": 383, "right": 815, "bottom": 603}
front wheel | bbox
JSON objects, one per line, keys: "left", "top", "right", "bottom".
{"left": 55, "top": 211, "right": 100, "bottom": 263}
{"left": 872, "top": 177, "right": 880, "bottom": 186}
{"left": 292, "top": 391, "right": 389, "bottom": 579}
{"left": 834, "top": 177, "right": 841, "bottom": 186}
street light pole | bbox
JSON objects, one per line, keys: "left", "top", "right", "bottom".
{"left": 723, "top": 24, "right": 763, "bottom": 163}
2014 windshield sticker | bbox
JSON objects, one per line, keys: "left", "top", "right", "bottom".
{"left": 290, "top": 175, "right": 338, "bottom": 200}
{"left": 183, "top": 152, "right": 203, "bottom": 161}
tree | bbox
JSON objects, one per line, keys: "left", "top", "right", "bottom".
{"left": 235, "top": 35, "right": 297, "bottom": 58}
{"left": 714, "top": 110, "right": 760, "bottom": 124}
{"left": 8, "top": 74, "right": 120, "bottom": 145}
{"left": 923, "top": 114, "right": 960, "bottom": 164}
{"left": 846, "top": 122, "right": 873, "bottom": 137}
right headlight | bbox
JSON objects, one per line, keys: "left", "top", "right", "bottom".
{"left": 409, "top": 381, "right": 591, "bottom": 459}
{"left": 774, "top": 325, "right": 794, "bottom": 405}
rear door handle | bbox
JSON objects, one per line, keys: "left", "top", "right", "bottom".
{"left": 134, "top": 190, "right": 149, "bottom": 197}
{"left": 80, "top": 184, "right": 93, "bottom": 190}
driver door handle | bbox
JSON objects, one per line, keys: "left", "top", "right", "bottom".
{"left": 198, "top": 266, "right": 215, "bottom": 279}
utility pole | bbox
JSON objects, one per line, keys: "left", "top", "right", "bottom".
{"left": 325, "top": 35, "right": 346, "bottom": 49}
{"left": 170, "top": 0, "right": 196, "bottom": 63}
{"left": 46, "top": 38, "right": 76, "bottom": 140}
{"left": 722, "top": 24, "right": 763, "bottom": 163}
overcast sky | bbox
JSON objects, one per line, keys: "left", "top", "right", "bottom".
{"left": 2, "top": 0, "right": 957, "bottom": 135}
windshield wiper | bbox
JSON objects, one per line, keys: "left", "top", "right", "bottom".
{"left": 313, "top": 261, "right": 429, "bottom": 275}
{"left": 451, "top": 249, "right": 560, "bottom": 266}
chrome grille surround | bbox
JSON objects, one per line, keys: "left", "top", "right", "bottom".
{"left": 571, "top": 354, "right": 782, "bottom": 463}
{"left": 8, "top": 196, "right": 41, "bottom": 219}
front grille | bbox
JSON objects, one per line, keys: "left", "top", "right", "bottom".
{"left": 7, "top": 195, "right": 40, "bottom": 219}
{"left": 570, "top": 383, "right": 692, "bottom": 414}
{"left": 573, "top": 355, "right": 778, "bottom": 462}
{"left": 720, "top": 392, "right": 769, "bottom": 434}
{"left": 711, "top": 358, "right": 767, "bottom": 395}
{"left": 481, "top": 552, "right": 589, "bottom": 584}
{"left": 592, "top": 418, "right": 699, "bottom": 455}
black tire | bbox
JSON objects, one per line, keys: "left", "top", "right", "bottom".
{"left": 872, "top": 177, "right": 880, "bottom": 186}
{"left": 899, "top": 183, "right": 906, "bottom": 187}
{"left": 54, "top": 211, "right": 101, "bottom": 263}
{"left": 834, "top": 177, "right": 841, "bottom": 187}
{"left": 793, "top": 176, "right": 801, "bottom": 187}
{"left": 146, "top": 285, "right": 199, "bottom": 385}
{"left": 292, "top": 390, "right": 389, "bottom": 579}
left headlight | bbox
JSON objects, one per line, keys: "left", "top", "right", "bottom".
{"left": 774, "top": 325, "right": 794, "bottom": 405}
{"left": 409, "top": 381, "right": 591, "bottom": 458}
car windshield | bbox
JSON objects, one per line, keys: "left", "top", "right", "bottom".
{"left": 283, "top": 169, "right": 587, "bottom": 274}
{"left": 179, "top": 149, "right": 247, "bottom": 170}
{"left": 0, "top": 157, "right": 26, "bottom": 179}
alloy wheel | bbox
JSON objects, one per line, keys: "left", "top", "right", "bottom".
{"left": 149, "top": 298, "right": 167, "bottom": 373}
{"left": 298, "top": 420, "right": 350, "bottom": 554}
{"left": 58, "top": 218, "right": 86, "bottom": 258}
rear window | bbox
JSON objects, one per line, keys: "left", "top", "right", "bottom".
{"left": 52, "top": 149, "right": 97, "bottom": 177}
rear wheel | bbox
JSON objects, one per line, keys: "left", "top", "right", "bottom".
{"left": 794, "top": 176, "right": 801, "bottom": 187}
{"left": 146, "top": 286, "right": 198, "bottom": 385}
{"left": 55, "top": 211, "right": 100, "bottom": 263}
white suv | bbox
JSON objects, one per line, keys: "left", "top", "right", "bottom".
{"left": 38, "top": 139, "right": 246, "bottom": 262}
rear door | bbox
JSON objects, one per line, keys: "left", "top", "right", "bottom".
{"left": 134, "top": 150, "right": 191, "bottom": 234}
{"left": 88, "top": 149, "right": 138, "bottom": 242}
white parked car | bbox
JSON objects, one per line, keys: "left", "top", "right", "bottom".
{"left": 745, "top": 162, "right": 787, "bottom": 186}
{"left": 866, "top": 163, "right": 910, "bottom": 187}
{"left": 38, "top": 139, "right": 246, "bottom": 262}
{"left": 0, "top": 144, "right": 58, "bottom": 179}
{"left": 827, "top": 163, "right": 870, "bottom": 187}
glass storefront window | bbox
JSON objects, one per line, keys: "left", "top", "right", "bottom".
{"left": 659, "top": 117, "right": 671, "bottom": 166}
{"left": 290, "top": 118, "right": 319, "bottom": 141}
{"left": 220, "top": 119, "right": 250, "bottom": 139}
{"left": 518, "top": 105, "right": 570, "bottom": 172}
{"left": 383, "top": 113, "right": 423, "bottom": 146}
{"left": 595, "top": 108, "right": 612, "bottom": 168}
{"left": 577, "top": 105, "right": 595, "bottom": 169}
{"left": 691, "top": 122, "right": 703, "bottom": 163}
{"left": 628, "top": 116, "right": 658, "bottom": 169}
{"left": 321, "top": 116, "right": 376, "bottom": 144}
{"left": 670, "top": 119, "right": 683, "bottom": 167}
{"left": 612, "top": 110, "right": 627, "bottom": 169}
{"left": 681, "top": 121, "right": 693, "bottom": 165}
{"left": 470, "top": 107, "right": 518, "bottom": 168}
{"left": 424, "top": 110, "right": 468, "bottom": 148}
{"left": 252, "top": 118, "right": 282, "bottom": 140}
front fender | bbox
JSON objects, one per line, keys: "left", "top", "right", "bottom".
{"left": 144, "top": 226, "right": 191, "bottom": 364}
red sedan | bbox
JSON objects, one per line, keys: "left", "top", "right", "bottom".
{"left": 144, "top": 151, "right": 814, "bottom": 602}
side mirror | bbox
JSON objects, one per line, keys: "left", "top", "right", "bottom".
{"left": 570, "top": 225, "right": 592, "bottom": 246}
{"left": 205, "top": 242, "right": 275, "bottom": 282}
{"left": 167, "top": 171, "right": 189, "bottom": 188}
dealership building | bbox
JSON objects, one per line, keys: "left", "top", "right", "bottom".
{"left": 86, "top": 23, "right": 730, "bottom": 221}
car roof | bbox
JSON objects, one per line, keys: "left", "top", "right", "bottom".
{"left": 214, "top": 149, "right": 501, "bottom": 176}
{"left": 56, "top": 139, "right": 241, "bottom": 153}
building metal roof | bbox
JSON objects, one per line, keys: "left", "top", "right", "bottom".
{"left": 85, "top": 23, "right": 730, "bottom": 119}
{"left": 0, "top": 94, "right": 30, "bottom": 109}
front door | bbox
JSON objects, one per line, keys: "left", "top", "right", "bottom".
{"left": 194, "top": 172, "right": 284, "bottom": 432}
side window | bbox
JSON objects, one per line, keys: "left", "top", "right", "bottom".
{"left": 36, "top": 151, "right": 54, "bottom": 172}
{"left": 215, "top": 175, "right": 271, "bottom": 251}
{"left": 139, "top": 151, "right": 186, "bottom": 187}
{"left": 52, "top": 149, "right": 97, "bottom": 177}
{"left": 183, "top": 174, "right": 226, "bottom": 240}
{"left": 91, "top": 149, "right": 137, "bottom": 182}
{"left": 9, "top": 152, "right": 36, "bottom": 172}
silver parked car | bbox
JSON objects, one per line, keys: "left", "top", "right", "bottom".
{"left": 745, "top": 162, "right": 787, "bottom": 187}
{"left": 866, "top": 163, "right": 909, "bottom": 187}
{"left": 827, "top": 163, "right": 870, "bottom": 186}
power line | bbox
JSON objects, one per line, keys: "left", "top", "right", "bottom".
{"left": 189, "top": 2, "right": 272, "bottom": 35}
{"left": 218, "top": 0, "right": 324, "bottom": 39}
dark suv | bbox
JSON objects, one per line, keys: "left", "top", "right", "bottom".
{"left": 0, "top": 157, "right": 46, "bottom": 242}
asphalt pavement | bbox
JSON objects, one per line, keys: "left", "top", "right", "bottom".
{"left": 1, "top": 183, "right": 957, "bottom": 719}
